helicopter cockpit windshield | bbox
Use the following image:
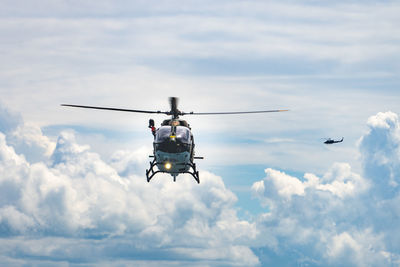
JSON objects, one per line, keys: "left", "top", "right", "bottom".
{"left": 155, "top": 126, "right": 191, "bottom": 153}
{"left": 156, "top": 126, "right": 190, "bottom": 143}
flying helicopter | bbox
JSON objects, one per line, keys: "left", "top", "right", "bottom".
{"left": 323, "top": 137, "right": 344, "bottom": 144}
{"left": 62, "top": 97, "right": 288, "bottom": 183}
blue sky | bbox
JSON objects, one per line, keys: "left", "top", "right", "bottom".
{"left": 1, "top": 1, "right": 400, "bottom": 266}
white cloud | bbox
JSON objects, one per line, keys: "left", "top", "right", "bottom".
{"left": 1, "top": 103, "right": 400, "bottom": 266}
{"left": 326, "top": 229, "right": 389, "bottom": 266}
{"left": 251, "top": 111, "right": 400, "bottom": 266}
{"left": 0, "top": 105, "right": 259, "bottom": 265}
{"left": 359, "top": 111, "right": 400, "bottom": 192}
{"left": 109, "top": 146, "right": 150, "bottom": 176}
{"left": 0, "top": 205, "right": 35, "bottom": 233}
{"left": 255, "top": 168, "right": 306, "bottom": 201}
{"left": 0, "top": 104, "right": 55, "bottom": 163}
{"left": 253, "top": 163, "right": 368, "bottom": 203}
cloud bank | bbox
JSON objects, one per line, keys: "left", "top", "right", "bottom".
{"left": 252, "top": 111, "right": 400, "bottom": 266}
{"left": 1, "top": 104, "right": 400, "bottom": 266}
{"left": 0, "top": 105, "right": 258, "bottom": 266}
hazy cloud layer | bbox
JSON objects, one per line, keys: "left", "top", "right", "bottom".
{"left": 1, "top": 0, "right": 399, "bottom": 177}
{"left": 1, "top": 0, "right": 399, "bottom": 181}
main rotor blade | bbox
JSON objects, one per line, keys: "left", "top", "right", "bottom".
{"left": 183, "top": 109, "right": 289, "bottom": 115}
{"left": 61, "top": 104, "right": 166, "bottom": 114}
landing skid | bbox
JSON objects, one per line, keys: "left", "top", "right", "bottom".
{"left": 146, "top": 158, "right": 200, "bottom": 184}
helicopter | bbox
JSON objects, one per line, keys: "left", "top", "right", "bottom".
{"left": 323, "top": 137, "right": 344, "bottom": 144}
{"left": 62, "top": 97, "right": 288, "bottom": 183}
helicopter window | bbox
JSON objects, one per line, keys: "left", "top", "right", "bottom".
{"left": 155, "top": 126, "right": 172, "bottom": 142}
{"left": 155, "top": 126, "right": 190, "bottom": 144}
{"left": 154, "top": 126, "right": 191, "bottom": 153}
{"left": 175, "top": 126, "right": 190, "bottom": 143}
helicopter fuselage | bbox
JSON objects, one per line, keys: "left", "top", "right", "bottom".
{"left": 146, "top": 122, "right": 200, "bottom": 183}
{"left": 154, "top": 125, "right": 193, "bottom": 173}
{"left": 324, "top": 137, "right": 344, "bottom": 144}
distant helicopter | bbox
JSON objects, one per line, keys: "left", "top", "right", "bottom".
{"left": 323, "top": 137, "right": 344, "bottom": 144}
{"left": 62, "top": 97, "right": 288, "bottom": 183}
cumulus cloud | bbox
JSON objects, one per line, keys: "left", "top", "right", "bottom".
{"left": 0, "top": 105, "right": 258, "bottom": 266}
{"left": 251, "top": 111, "right": 400, "bottom": 266}
{"left": 0, "top": 104, "right": 55, "bottom": 163}
{"left": 359, "top": 111, "right": 400, "bottom": 196}
{"left": 2, "top": 102, "right": 400, "bottom": 266}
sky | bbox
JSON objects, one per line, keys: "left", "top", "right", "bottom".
{"left": 1, "top": 0, "right": 400, "bottom": 266}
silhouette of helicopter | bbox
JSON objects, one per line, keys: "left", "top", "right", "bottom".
{"left": 323, "top": 137, "right": 344, "bottom": 144}
{"left": 62, "top": 97, "right": 288, "bottom": 183}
